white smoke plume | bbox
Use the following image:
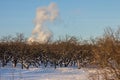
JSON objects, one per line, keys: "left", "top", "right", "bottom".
{"left": 28, "top": 3, "right": 59, "bottom": 43}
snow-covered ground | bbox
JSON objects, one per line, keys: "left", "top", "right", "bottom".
{"left": 0, "top": 67, "right": 92, "bottom": 80}
{"left": 0, "top": 67, "right": 116, "bottom": 80}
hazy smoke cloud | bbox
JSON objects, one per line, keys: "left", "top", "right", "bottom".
{"left": 28, "top": 3, "right": 59, "bottom": 43}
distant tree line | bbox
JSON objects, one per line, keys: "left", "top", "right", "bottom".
{"left": 0, "top": 27, "right": 119, "bottom": 79}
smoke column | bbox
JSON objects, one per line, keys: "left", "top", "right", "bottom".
{"left": 28, "top": 3, "right": 58, "bottom": 43}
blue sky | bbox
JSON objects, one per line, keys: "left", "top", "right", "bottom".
{"left": 0, "top": 0, "right": 120, "bottom": 40}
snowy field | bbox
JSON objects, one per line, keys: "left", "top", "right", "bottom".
{"left": 0, "top": 66, "right": 116, "bottom": 80}
{"left": 0, "top": 67, "right": 93, "bottom": 80}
